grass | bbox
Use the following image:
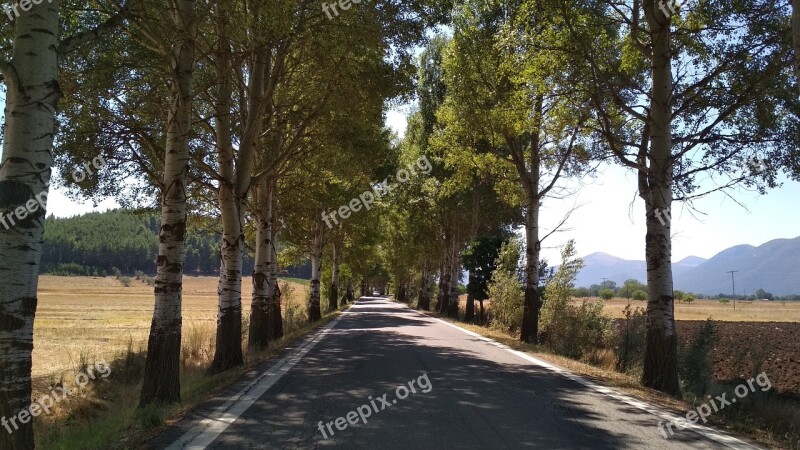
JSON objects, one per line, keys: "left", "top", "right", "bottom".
{"left": 31, "top": 275, "right": 317, "bottom": 449}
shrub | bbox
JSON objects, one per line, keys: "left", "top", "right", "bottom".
{"left": 684, "top": 293, "right": 695, "bottom": 303}
{"left": 487, "top": 238, "right": 524, "bottom": 333}
{"left": 679, "top": 319, "right": 716, "bottom": 398}
{"left": 719, "top": 298, "right": 730, "bottom": 304}
{"left": 632, "top": 290, "right": 647, "bottom": 301}
{"left": 541, "top": 241, "right": 613, "bottom": 359}
{"left": 599, "top": 289, "right": 614, "bottom": 300}
{"left": 118, "top": 276, "right": 131, "bottom": 287}
{"left": 613, "top": 304, "right": 647, "bottom": 375}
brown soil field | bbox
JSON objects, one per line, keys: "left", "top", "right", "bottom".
{"left": 600, "top": 297, "right": 800, "bottom": 322}
{"left": 676, "top": 320, "right": 800, "bottom": 398}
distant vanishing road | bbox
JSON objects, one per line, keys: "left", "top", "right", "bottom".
{"left": 151, "top": 297, "right": 758, "bottom": 450}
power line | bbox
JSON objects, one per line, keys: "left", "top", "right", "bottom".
{"left": 726, "top": 270, "right": 739, "bottom": 310}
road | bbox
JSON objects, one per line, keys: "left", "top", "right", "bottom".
{"left": 153, "top": 297, "right": 757, "bottom": 449}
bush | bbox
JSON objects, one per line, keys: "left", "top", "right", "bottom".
{"left": 540, "top": 241, "right": 613, "bottom": 359}
{"left": 719, "top": 298, "right": 730, "bottom": 304}
{"left": 613, "top": 304, "right": 647, "bottom": 375}
{"left": 679, "top": 319, "right": 716, "bottom": 398}
{"left": 487, "top": 271, "right": 524, "bottom": 333}
{"left": 632, "top": 290, "right": 647, "bottom": 301}
{"left": 599, "top": 289, "right": 614, "bottom": 300}
{"left": 119, "top": 276, "right": 131, "bottom": 287}
{"left": 487, "top": 238, "right": 524, "bottom": 333}
{"left": 684, "top": 293, "right": 695, "bottom": 303}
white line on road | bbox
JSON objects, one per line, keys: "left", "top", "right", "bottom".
{"left": 166, "top": 307, "right": 353, "bottom": 449}
{"left": 402, "top": 304, "right": 759, "bottom": 450}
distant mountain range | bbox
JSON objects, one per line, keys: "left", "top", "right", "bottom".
{"left": 574, "top": 237, "right": 800, "bottom": 295}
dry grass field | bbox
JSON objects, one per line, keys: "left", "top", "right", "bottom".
{"left": 593, "top": 297, "right": 800, "bottom": 322}
{"left": 33, "top": 275, "right": 309, "bottom": 381}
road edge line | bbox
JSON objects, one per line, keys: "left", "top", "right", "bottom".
{"left": 166, "top": 304, "right": 355, "bottom": 449}
{"left": 402, "top": 304, "right": 758, "bottom": 450}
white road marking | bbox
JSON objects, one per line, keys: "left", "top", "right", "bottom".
{"left": 166, "top": 307, "right": 353, "bottom": 449}
{"left": 402, "top": 303, "right": 759, "bottom": 450}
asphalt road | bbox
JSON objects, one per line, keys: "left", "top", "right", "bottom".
{"left": 153, "top": 297, "right": 757, "bottom": 450}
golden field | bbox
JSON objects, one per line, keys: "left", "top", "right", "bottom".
{"left": 593, "top": 297, "right": 800, "bottom": 322}
{"left": 33, "top": 275, "right": 309, "bottom": 381}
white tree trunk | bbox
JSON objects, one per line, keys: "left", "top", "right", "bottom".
{"left": 140, "top": 0, "right": 196, "bottom": 407}
{"left": 249, "top": 177, "right": 274, "bottom": 349}
{"left": 794, "top": 0, "right": 800, "bottom": 90}
{"left": 641, "top": 0, "right": 680, "bottom": 396}
{"left": 0, "top": 1, "right": 60, "bottom": 446}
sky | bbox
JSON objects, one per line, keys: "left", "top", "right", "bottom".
{"left": 384, "top": 110, "right": 800, "bottom": 264}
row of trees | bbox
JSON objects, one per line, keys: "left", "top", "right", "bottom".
{"left": 0, "top": 0, "right": 799, "bottom": 447}
{"left": 379, "top": 0, "right": 799, "bottom": 403}
{"left": 0, "top": 0, "right": 444, "bottom": 446}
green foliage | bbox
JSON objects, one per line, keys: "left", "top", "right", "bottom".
{"left": 719, "top": 298, "right": 730, "bottom": 304}
{"left": 461, "top": 236, "right": 505, "bottom": 301}
{"left": 572, "top": 287, "right": 592, "bottom": 298}
{"left": 617, "top": 279, "right": 646, "bottom": 299}
{"left": 673, "top": 290, "right": 686, "bottom": 302}
{"left": 679, "top": 320, "right": 717, "bottom": 398}
{"left": 684, "top": 293, "right": 696, "bottom": 303}
{"left": 487, "top": 238, "right": 524, "bottom": 333}
{"left": 599, "top": 289, "right": 614, "bottom": 300}
{"left": 632, "top": 290, "right": 647, "bottom": 301}
{"left": 541, "top": 241, "right": 612, "bottom": 359}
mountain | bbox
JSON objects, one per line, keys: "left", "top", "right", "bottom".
{"left": 674, "top": 238, "right": 800, "bottom": 296}
{"left": 574, "top": 237, "right": 800, "bottom": 296}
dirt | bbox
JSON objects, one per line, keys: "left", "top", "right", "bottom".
{"left": 676, "top": 321, "right": 800, "bottom": 398}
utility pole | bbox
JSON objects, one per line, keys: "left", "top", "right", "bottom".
{"left": 727, "top": 270, "right": 739, "bottom": 310}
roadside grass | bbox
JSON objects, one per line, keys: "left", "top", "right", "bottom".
{"left": 410, "top": 303, "right": 798, "bottom": 450}
{"left": 34, "top": 294, "right": 344, "bottom": 449}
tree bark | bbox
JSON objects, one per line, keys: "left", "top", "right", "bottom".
{"left": 140, "top": 0, "right": 196, "bottom": 407}
{"left": 308, "top": 222, "right": 324, "bottom": 322}
{"left": 418, "top": 260, "right": 431, "bottom": 310}
{"left": 249, "top": 178, "right": 273, "bottom": 350}
{"left": 327, "top": 238, "right": 341, "bottom": 312}
{"left": 0, "top": 0, "right": 61, "bottom": 445}
{"left": 640, "top": 0, "right": 681, "bottom": 397}
{"left": 448, "top": 240, "right": 461, "bottom": 318}
{"left": 520, "top": 200, "right": 541, "bottom": 343}
{"left": 794, "top": 0, "right": 800, "bottom": 90}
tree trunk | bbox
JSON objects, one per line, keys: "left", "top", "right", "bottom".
{"left": 0, "top": 1, "right": 61, "bottom": 446}
{"left": 640, "top": 0, "right": 680, "bottom": 397}
{"left": 418, "top": 260, "right": 431, "bottom": 310}
{"left": 448, "top": 239, "right": 461, "bottom": 318}
{"left": 308, "top": 222, "right": 324, "bottom": 322}
{"left": 248, "top": 178, "right": 273, "bottom": 350}
{"left": 478, "top": 300, "right": 485, "bottom": 325}
{"left": 794, "top": 0, "right": 800, "bottom": 90}
{"left": 436, "top": 228, "right": 452, "bottom": 314}
{"left": 465, "top": 271, "right": 476, "bottom": 323}
{"left": 267, "top": 191, "right": 283, "bottom": 339}
{"left": 520, "top": 200, "right": 541, "bottom": 343}
{"left": 140, "top": 0, "right": 196, "bottom": 407}
{"left": 327, "top": 239, "right": 340, "bottom": 312}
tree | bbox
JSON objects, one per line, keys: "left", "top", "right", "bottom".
{"left": 618, "top": 279, "right": 646, "bottom": 299}
{"left": 438, "top": 0, "right": 595, "bottom": 341}
{"left": 140, "top": 0, "right": 198, "bottom": 405}
{"left": 0, "top": 0, "right": 135, "bottom": 444}
{"left": 462, "top": 236, "right": 505, "bottom": 323}
{"left": 599, "top": 289, "right": 614, "bottom": 300}
{"left": 563, "top": 0, "right": 793, "bottom": 395}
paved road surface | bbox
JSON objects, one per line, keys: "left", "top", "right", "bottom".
{"left": 153, "top": 297, "right": 757, "bottom": 449}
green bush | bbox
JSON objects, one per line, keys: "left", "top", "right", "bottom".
{"left": 540, "top": 241, "right": 613, "bottom": 359}
{"left": 684, "top": 293, "right": 695, "bottom": 303}
{"left": 487, "top": 238, "right": 524, "bottom": 333}
{"left": 599, "top": 289, "right": 614, "bottom": 300}
{"left": 632, "top": 290, "right": 647, "bottom": 301}
{"left": 679, "top": 319, "right": 716, "bottom": 398}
